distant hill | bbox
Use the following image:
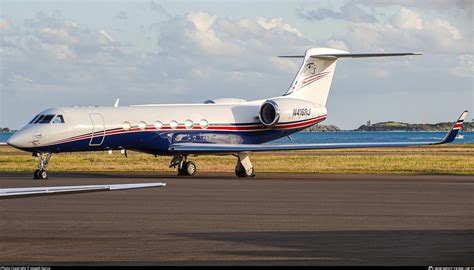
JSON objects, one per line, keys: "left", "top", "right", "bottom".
{"left": 1, "top": 127, "right": 15, "bottom": 133}
{"left": 355, "top": 121, "right": 474, "bottom": 132}
{"left": 304, "top": 124, "right": 340, "bottom": 132}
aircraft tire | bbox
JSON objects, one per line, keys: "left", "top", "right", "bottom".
{"left": 38, "top": 170, "right": 48, "bottom": 180}
{"left": 33, "top": 169, "right": 40, "bottom": 179}
{"left": 235, "top": 163, "right": 254, "bottom": 178}
{"left": 183, "top": 161, "right": 196, "bottom": 176}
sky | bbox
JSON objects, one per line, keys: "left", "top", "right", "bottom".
{"left": 1, "top": 0, "right": 473, "bottom": 130}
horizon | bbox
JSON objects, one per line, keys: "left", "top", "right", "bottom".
{"left": 2, "top": 118, "right": 473, "bottom": 132}
{"left": 1, "top": 0, "right": 472, "bottom": 130}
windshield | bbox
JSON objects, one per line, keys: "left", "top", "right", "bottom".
{"left": 39, "top": 114, "right": 55, "bottom": 124}
{"left": 30, "top": 114, "right": 65, "bottom": 124}
{"left": 34, "top": 115, "right": 46, "bottom": 123}
{"left": 29, "top": 115, "right": 41, "bottom": 124}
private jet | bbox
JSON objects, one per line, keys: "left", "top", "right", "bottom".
{"left": 7, "top": 47, "right": 468, "bottom": 179}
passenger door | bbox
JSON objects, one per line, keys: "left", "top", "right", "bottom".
{"left": 89, "top": 113, "right": 105, "bottom": 146}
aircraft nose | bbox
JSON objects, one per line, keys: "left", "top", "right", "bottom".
{"left": 7, "top": 131, "right": 32, "bottom": 149}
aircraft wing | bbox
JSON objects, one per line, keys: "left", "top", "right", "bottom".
{"left": 169, "top": 111, "right": 468, "bottom": 154}
{"left": 0, "top": 182, "right": 166, "bottom": 198}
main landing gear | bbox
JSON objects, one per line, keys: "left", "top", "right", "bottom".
{"left": 235, "top": 152, "right": 255, "bottom": 178}
{"left": 33, "top": 152, "right": 52, "bottom": 180}
{"left": 170, "top": 152, "right": 255, "bottom": 178}
{"left": 170, "top": 155, "right": 196, "bottom": 176}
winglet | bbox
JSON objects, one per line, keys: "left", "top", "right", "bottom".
{"left": 436, "top": 110, "right": 468, "bottom": 144}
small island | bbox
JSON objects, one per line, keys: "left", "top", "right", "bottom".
{"left": 355, "top": 121, "right": 473, "bottom": 132}
{"left": 304, "top": 124, "right": 340, "bottom": 132}
{"left": 1, "top": 127, "right": 16, "bottom": 133}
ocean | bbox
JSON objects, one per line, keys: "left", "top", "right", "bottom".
{"left": 1, "top": 131, "right": 473, "bottom": 145}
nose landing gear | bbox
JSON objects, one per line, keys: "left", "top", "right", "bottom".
{"left": 33, "top": 152, "right": 52, "bottom": 180}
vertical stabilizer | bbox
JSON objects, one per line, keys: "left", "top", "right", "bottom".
{"left": 282, "top": 48, "right": 347, "bottom": 106}
{"left": 280, "top": 48, "right": 421, "bottom": 106}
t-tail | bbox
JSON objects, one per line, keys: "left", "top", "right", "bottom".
{"left": 280, "top": 48, "right": 422, "bottom": 106}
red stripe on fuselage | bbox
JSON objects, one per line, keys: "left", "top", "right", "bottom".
{"left": 50, "top": 116, "right": 327, "bottom": 145}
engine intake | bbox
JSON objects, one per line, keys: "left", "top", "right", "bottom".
{"left": 259, "top": 100, "right": 280, "bottom": 127}
{"left": 258, "top": 98, "right": 326, "bottom": 128}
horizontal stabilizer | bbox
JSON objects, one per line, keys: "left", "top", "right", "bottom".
{"left": 279, "top": 52, "right": 422, "bottom": 59}
{"left": 0, "top": 182, "right": 166, "bottom": 198}
{"left": 169, "top": 111, "right": 467, "bottom": 154}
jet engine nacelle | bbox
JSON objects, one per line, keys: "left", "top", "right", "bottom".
{"left": 258, "top": 98, "right": 327, "bottom": 127}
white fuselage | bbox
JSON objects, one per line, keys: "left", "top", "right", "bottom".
{"left": 8, "top": 98, "right": 327, "bottom": 154}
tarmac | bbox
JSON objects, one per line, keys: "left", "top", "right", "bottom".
{"left": 1, "top": 172, "right": 473, "bottom": 265}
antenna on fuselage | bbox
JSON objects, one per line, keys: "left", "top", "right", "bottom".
{"left": 114, "top": 98, "right": 120, "bottom": 107}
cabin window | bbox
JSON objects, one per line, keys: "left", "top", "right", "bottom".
{"left": 199, "top": 119, "right": 209, "bottom": 129}
{"left": 52, "top": 115, "right": 65, "bottom": 124}
{"left": 154, "top": 121, "right": 163, "bottom": 129}
{"left": 39, "top": 114, "right": 55, "bottom": 124}
{"left": 122, "top": 121, "right": 131, "bottom": 130}
{"left": 138, "top": 121, "right": 147, "bottom": 130}
{"left": 184, "top": 119, "right": 194, "bottom": 129}
{"left": 170, "top": 120, "right": 178, "bottom": 129}
{"left": 34, "top": 115, "right": 45, "bottom": 123}
{"left": 29, "top": 115, "right": 41, "bottom": 124}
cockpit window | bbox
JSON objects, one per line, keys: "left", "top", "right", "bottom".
{"left": 34, "top": 115, "right": 45, "bottom": 123}
{"left": 39, "top": 114, "right": 55, "bottom": 124}
{"left": 52, "top": 115, "right": 65, "bottom": 124}
{"left": 29, "top": 115, "right": 41, "bottom": 124}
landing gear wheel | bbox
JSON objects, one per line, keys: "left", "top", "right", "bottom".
{"left": 182, "top": 161, "right": 196, "bottom": 176}
{"left": 235, "top": 163, "right": 254, "bottom": 178}
{"left": 38, "top": 170, "right": 48, "bottom": 180}
{"left": 33, "top": 169, "right": 40, "bottom": 179}
{"left": 33, "top": 152, "right": 52, "bottom": 179}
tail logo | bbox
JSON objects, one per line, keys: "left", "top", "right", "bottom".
{"left": 306, "top": 63, "right": 317, "bottom": 74}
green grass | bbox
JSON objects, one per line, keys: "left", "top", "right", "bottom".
{"left": 1, "top": 144, "right": 473, "bottom": 175}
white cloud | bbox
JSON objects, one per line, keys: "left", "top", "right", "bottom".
{"left": 21, "top": 11, "right": 118, "bottom": 54}
{"left": 356, "top": 0, "right": 472, "bottom": 11}
{"left": 40, "top": 43, "right": 76, "bottom": 59}
{"left": 327, "top": 7, "right": 470, "bottom": 54}
{"left": 99, "top": 30, "right": 115, "bottom": 44}
{"left": 255, "top": 16, "right": 303, "bottom": 37}
{"left": 451, "top": 54, "right": 474, "bottom": 77}
{"left": 187, "top": 11, "right": 215, "bottom": 32}
{"left": 325, "top": 40, "right": 349, "bottom": 51}
{"left": 297, "top": 2, "right": 378, "bottom": 23}
{"left": 2, "top": 10, "right": 309, "bottom": 113}
{"left": 390, "top": 7, "right": 423, "bottom": 30}
{"left": 184, "top": 11, "right": 238, "bottom": 56}
{"left": 1, "top": 5, "right": 472, "bottom": 130}
{"left": 158, "top": 11, "right": 307, "bottom": 57}
{"left": 0, "top": 18, "right": 12, "bottom": 32}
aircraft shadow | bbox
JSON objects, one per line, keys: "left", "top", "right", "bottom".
{"left": 172, "top": 230, "right": 474, "bottom": 265}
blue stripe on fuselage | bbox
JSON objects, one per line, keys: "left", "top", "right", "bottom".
{"left": 20, "top": 127, "right": 307, "bottom": 155}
